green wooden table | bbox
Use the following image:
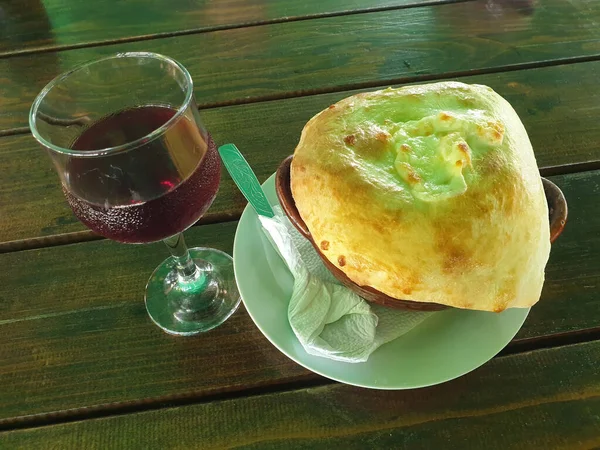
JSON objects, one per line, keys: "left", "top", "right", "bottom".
{"left": 1, "top": 0, "right": 599, "bottom": 448}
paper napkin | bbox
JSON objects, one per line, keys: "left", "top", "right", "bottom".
{"left": 259, "top": 207, "right": 436, "bottom": 363}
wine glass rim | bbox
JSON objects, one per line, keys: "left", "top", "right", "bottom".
{"left": 28, "top": 52, "right": 195, "bottom": 158}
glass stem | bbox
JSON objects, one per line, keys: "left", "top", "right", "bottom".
{"left": 162, "top": 234, "right": 221, "bottom": 322}
{"left": 163, "top": 233, "right": 206, "bottom": 287}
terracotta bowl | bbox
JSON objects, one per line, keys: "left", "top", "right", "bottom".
{"left": 275, "top": 155, "right": 568, "bottom": 312}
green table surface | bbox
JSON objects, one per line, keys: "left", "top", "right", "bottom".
{"left": 0, "top": 0, "right": 599, "bottom": 448}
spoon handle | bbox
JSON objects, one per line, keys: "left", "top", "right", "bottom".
{"left": 218, "top": 143, "right": 275, "bottom": 218}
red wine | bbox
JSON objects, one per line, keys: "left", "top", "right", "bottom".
{"left": 64, "top": 106, "right": 220, "bottom": 243}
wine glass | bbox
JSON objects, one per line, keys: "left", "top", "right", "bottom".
{"left": 29, "top": 52, "right": 241, "bottom": 336}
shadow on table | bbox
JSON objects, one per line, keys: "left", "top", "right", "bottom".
{"left": 0, "top": 0, "right": 56, "bottom": 52}
{"left": 435, "top": 0, "right": 538, "bottom": 35}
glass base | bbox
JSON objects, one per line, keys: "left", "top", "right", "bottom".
{"left": 145, "top": 247, "right": 241, "bottom": 336}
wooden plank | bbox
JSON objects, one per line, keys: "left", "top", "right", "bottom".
{"left": 0, "top": 0, "right": 441, "bottom": 55}
{"left": 0, "top": 221, "right": 311, "bottom": 424}
{"left": 2, "top": 61, "right": 600, "bottom": 245}
{"left": 525, "top": 171, "right": 600, "bottom": 340}
{"left": 1, "top": 0, "right": 599, "bottom": 132}
{"left": 0, "top": 169, "right": 598, "bottom": 422}
{"left": 517, "top": 171, "right": 600, "bottom": 339}
{"left": 2, "top": 340, "right": 599, "bottom": 449}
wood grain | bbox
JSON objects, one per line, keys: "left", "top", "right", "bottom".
{"left": 0, "top": 0, "right": 444, "bottom": 55}
{"left": 1, "top": 0, "right": 599, "bottom": 132}
{"left": 0, "top": 222, "right": 311, "bottom": 424}
{"left": 524, "top": 171, "right": 600, "bottom": 340}
{"left": 2, "top": 61, "right": 600, "bottom": 245}
{"left": 2, "top": 340, "right": 599, "bottom": 449}
{"left": 0, "top": 169, "right": 599, "bottom": 422}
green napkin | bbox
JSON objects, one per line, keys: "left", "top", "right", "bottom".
{"left": 260, "top": 206, "right": 436, "bottom": 363}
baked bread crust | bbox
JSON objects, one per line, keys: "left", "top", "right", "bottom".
{"left": 291, "top": 82, "right": 550, "bottom": 312}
